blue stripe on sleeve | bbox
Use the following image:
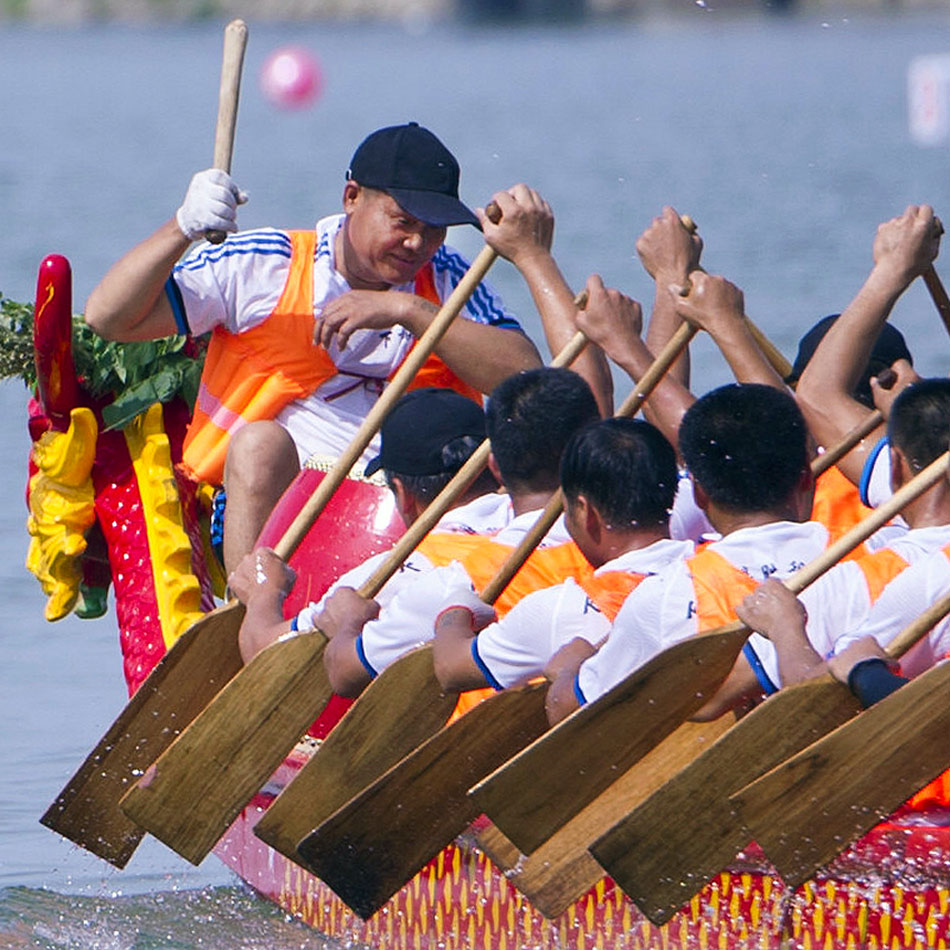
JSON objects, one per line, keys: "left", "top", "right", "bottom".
{"left": 164, "top": 277, "right": 189, "bottom": 334}
{"left": 573, "top": 676, "right": 587, "bottom": 706}
{"left": 743, "top": 642, "right": 778, "bottom": 695}
{"left": 471, "top": 638, "right": 505, "bottom": 691}
{"left": 433, "top": 246, "right": 521, "bottom": 330}
{"left": 354, "top": 635, "right": 378, "bottom": 680}
{"left": 859, "top": 436, "right": 889, "bottom": 508}
{"left": 175, "top": 230, "right": 293, "bottom": 273}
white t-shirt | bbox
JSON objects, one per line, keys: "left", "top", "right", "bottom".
{"left": 293, "top": 491, "right": 514, "bottom": 633}
{"left": 170, "top": 216, "right": 521, "bottom": 466}
{"left": 834, "top": 542, "right": 950, "bottom": 679}
{"left": 473, "top": 538, "right": 694, "bottom": 690}
{"left": 576, "top": 520, "right": 849, "bottom": 704}
{"left": 355, "top": 507, "right": 576, "bottom": 676}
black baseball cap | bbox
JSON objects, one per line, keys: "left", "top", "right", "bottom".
{"left": 787, "top": 314, "right": 913, "bottom": 406}
{"left": 346, "top": 122, "right": 479, "bottom": 228}
{"left": 364, "top": 388, "right": 486, "bottom": 478}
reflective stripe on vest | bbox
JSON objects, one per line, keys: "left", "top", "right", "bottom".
{"left": 181, "top": 231, "right": 481, "bottom": 484}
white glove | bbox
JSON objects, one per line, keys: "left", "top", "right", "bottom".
{"left": 436, "top": 583, "right": 497, "bottom": 633}
{"left": 176, "top": 168, "right": 248, "bottom": 241}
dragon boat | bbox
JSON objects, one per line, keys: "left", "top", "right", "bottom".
{"left": 19, "top": 253, "right": 950, "bottom": 949}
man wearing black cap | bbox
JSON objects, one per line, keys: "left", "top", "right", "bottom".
{"left": 84, "top": 123, "right": 596, "bottom": 574}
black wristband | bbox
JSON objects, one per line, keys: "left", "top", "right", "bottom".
{"left": 847, "top": 657, "right": 907, "bottom": 708}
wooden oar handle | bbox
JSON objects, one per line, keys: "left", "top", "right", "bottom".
{"left": 787, "top": 449, "right": 950, "bottom": 595}
{"left": 207, "top": 19, "right": 248, "bottom": 245}
{"left": 616, "top": 321, "right": 697, "bottom": 418}
{"left": 479, "top": 490, "right": 565, "bottom": 606}
{"left": 885, "top": 589, "right": 950, "bottom": 660}
{"left": 923, "top": 265, "right": 950, "bottom": 337}
{"left": 274, "top": 241, "right": 499, "bottom": 559}
{"left": 810, "top": 409, "right": 884, "bottom": 478}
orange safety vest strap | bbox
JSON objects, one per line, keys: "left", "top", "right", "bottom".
{"left": 577, "top": 570, "right": 649, "bottom": 623}
{"left": 687, "top": 547, "right": 760, "bottom": 632}
{"left": 811, "top": 466, "right": 874, "bottom": 563}
{"left": 182, "top": 232, "right": 482, "bottom": 484}
{"left": 852, "top": 546, "right": 911, "bottom": 605}
{"left": 418, "top": 529, "right": 592, "bottom": 723}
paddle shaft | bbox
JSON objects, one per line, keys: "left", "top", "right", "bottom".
{"left": 206, "top": 19, "right": 247, "bottom": 245}
{"left": 923, "top": 264, "right": 950, "bottom": 336}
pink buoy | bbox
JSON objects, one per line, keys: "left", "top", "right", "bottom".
{"left": 259, "top": 46, "right": 322, "bottom": 110}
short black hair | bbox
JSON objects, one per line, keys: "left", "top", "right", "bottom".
{"left": 560, "top": 418, "right": 678, "bottom": 529}
{"left": 680, "top": 383, "right": 808, "bottom": 513}
{"left": 888, "top": 378, "right": 950, "bottom": 473}
{"left": 385, "top": 434, "right": 498, "bottom": 502}
{"left": 485, "top": 368, "right": 600, "bottom": 494}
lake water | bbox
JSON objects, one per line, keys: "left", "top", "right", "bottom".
{"left": 2, "top": 8, "right": 950, "bottom": 947}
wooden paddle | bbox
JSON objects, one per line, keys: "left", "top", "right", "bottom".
{"left": 467, "top": 449, "right": 949, "bottom": 858}
{"left": 730, "top": 589, "right": 950, "bottom": 890}
{"left": 288, "top": 313, "right": 699, "bottom": 907}
{"left": 587, "top": 451, "right": 950, "bottom": 924}
{"left": 923, "top": 265, "right": 950, "bottom": 337}
{"left": 40, "top": 20, "right": 253, "bottom": 868}
{"left": 295, "top": 679, "right": 550, "bottom": 919}
{"left": 476, "top": 714, "right": 736, "bottom": 919}
{"left": 206, "top": 19, "right": 247, "bottom": 245}
{"left": 252, "top": 305, "right": 592, "bottom": 861}
{"left": 468, "top": 405, "right": 887, "bottom": 915}
{"left": 118, "top": 236, "right": 504, "bottom": 865}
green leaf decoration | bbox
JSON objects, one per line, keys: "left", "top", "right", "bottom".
{"left": 0, "top": 291, "right": 207, "bottom": 429}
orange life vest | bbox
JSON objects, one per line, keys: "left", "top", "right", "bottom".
{"left": 180, "top": 230, "right": 481, "bottom": 484}
{"left": 904, "top": 542, "right": 950, "bottom": 811}
{"left": 811, "top": 465, "right": 874, "bottom": 563}
{"left": 417, "top": 528, "right": 593, "bottom": 720}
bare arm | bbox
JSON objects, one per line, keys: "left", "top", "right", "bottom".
{"left": 672, "top": 271, "right": 789, "bottom": 393}
{"left": 85, "top": 169, "right": 246, "bottom": 341}
{"left": 84, "top": 218, "right": 188, "bottom": 341}
{"left": 637, "top": 206, "right": 703, "bottom": 388}
{"left": 432, "top": 606, "right": 489, "bottom": 691}
{"left": 228, "top": 548, "right": 296, "bottom": 664}
{"left": 544, "top": 637, "right": 597, "bottom": 725}
{"left": 574, "top": 275, "right": 695, "bottom": 454}
{"left": 796, "top": 204, "right": 941, "bottom": 483}
{"left": 478, "top": 184, "right": 613, "bottom": 415}
{"left": 319, "top": 587, "right": 380, "bottom": 697}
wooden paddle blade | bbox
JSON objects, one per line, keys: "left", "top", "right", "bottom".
{"left": 591, "top": 674, "right": 862, "bottom": 924}
{"left": 296, "top": 682, "right": 550, "bottom": 920}
{"left": 469, "top": 624, "right": 749, "bottom": 856}
{"left": 120, "top": 631, "right": 332, "bottom": 866}
{"left": 39, "top": 601, "right": 244, "bottom": 867}
{"left": 731, "top": 660, "right": 950, "bottom": 890}
{"left": 477, "top": 715, "right": 734, "bottom": 919}
{"left": 254, "top": 645, "right": 457, "bottom": 860}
